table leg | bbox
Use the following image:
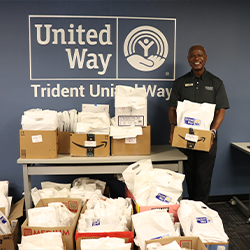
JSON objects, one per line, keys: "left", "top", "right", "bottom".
{"left": 22, "top": 163, "right": 32, "bottom": 217}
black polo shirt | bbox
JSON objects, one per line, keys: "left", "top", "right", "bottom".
{"left": 169, "top": 69, "right": 230, "bottom": 110}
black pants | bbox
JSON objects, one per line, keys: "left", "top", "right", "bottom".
{"left": 180, "top": 139, "right": 217, "bottom": 204}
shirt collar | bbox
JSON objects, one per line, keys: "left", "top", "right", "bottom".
{"left": 191, "top": 68, "right": 207, "bottom": 79}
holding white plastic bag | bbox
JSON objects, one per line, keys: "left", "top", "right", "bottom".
{"left": 177, "top": 100, "right": 216, "bottom": 130}
{"left": 178, "top": 200, "right": 229, "bottom": 243}
{"left": 132, "top": 210, "right": 179, "bottom": 250}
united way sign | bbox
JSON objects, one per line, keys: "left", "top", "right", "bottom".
{"left": 29, "top": 15, "right": 176, "bottom": 81}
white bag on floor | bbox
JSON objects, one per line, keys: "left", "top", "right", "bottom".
{"left": 178, "top": 200, "right": 229, "bottom": 243}
{"left": 132, "top": 209, "right": 179, "bottom": 250}
{"left": 122, "top": 159, "right": 153, "bottom": 193}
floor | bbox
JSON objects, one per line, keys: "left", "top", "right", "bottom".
{"left": 208, "top": 200, "right": 250, "bottom": 250}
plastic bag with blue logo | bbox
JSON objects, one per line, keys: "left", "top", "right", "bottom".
{"left": 178, "top": 200, "right": 229, "bottom": 243}
{"left": 177, "top": 100, "right": 216, "bottom": 131}
{"left": 132, "top": 209, "right": 179, "bottom": 250}
{"left": 146, "top": 169, "right": 185, "bottom": 206}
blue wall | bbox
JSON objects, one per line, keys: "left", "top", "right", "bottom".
{"left": 1, "top": 0, "right": 250, "bottom": 202}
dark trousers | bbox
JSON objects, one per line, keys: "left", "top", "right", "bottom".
{"left": 180, "top": 139, "right": 217, "bottom": 204}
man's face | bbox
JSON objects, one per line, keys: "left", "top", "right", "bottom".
{"left": 187, "top": 46, "right": 207, "bottom": 72}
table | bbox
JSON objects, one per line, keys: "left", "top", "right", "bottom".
{"left": 17, "top": 145, "right": 187, "bottom": 216}
{"left": 230, "top": 142, "right": 250, "bottom": 223}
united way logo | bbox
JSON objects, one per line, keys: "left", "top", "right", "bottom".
{"left": 124, "top": 26, "right": 169, "bottom": 72}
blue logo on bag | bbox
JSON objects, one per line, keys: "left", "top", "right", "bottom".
{"left": 151, "top": 234, "right": 170, "bottom": 240}
{"left": 155, "top": 193, "right": 172, "bottom": 203}
{"left": 184, "top": 117, "right": 201, "bottom": 126}
{"left": 196, "top": 217, "right": 212, "bottom": 224}
{"left": 92, "top": 218, "right": 101, "bottom": 226}
{"left": 0, "top": 216, "right": 7, "bottom": 224}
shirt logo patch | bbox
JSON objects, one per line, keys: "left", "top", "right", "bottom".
{"left": 185, "top": 83, "right": 193, "bottom": 87}
{"left": 205, "top": 86, "right": 213, "bottom": 91}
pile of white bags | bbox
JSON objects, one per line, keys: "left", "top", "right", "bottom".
{"left": 18, "top": 232, "right": 64, "bottom": 250}
{"left": 177, "top": 100, "right": 216, "bottom": 130}
{"left": 31, "top": 178, "right": 107, "bottom": 206}
{"left": 80, "top": 237, "right": 131, "bottom": 250}
{"left": 132, "top": 209, "right": 180, "bottom": 250}
{"left": 21, "top": 109, "right": 59, "bottom": 131}
{"left": 78, "top": 197, "right": 132, "bottom": 233}
{"left": 28, "top": 202, "right": 75, "bottom": 227}
{"left": 122, "top": 159, "right": 185, "bottom": 206}
{"left": 58, "top": 109, "right": 77, "bottom": 132}
{"left": 178, "top": 200, "right": 229, "bottom": 243}
{"left": 77, "top": 111, "right": 110, "bottom": 134}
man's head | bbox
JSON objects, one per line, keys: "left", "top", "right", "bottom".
{"left": 187, "top": 45, "right": 207, "bottom": 76}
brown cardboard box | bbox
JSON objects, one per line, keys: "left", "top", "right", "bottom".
{"left": 172, "top": 126, "right": 212, "bottom": 152}
{"left": 70, "top": 133, "right": 110, "bottom": 157}
{"left": 19, "top": 129, "right": 58, "bottom": 159}
{"left": 0, "top": 198, "right": 24, "bottom": 250}
{"left": 145, "top": 236, "right": 207, "bottom": 250}
{"left": 75, "top": 200, "right": 134, "bottom": 250}
{"left": 21, "top": 197, "right": 82, "bottom": 250}
{"left": 111, "top": 124, "right": 151, "bottom": 156}
{"left": 58, "top": 132, "right": 71, "bottom": 154}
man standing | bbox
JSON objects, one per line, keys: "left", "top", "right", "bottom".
{"left": 168, "top": 45, "right": 229, "bottom": 204}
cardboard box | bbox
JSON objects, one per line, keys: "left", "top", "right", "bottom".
{"left": 172, "top": 126, "right": 212, "bottom": 152}
{"left": 19, "top": 129, "right": 58, "bottom": 159}
{"left": 75, "top": 200, "right": 134, "bottom": 250}
{"left": 115, "top": 106, "right": 147, "bottom": 127}
{"left": 70, "top": 133, "right": 110, "bottom": 157}
{"left": 0, "top": 198, "right": 24, "bottom": 250}
{"left": 21, "top": 197, "right": 82, "bottom": 250}
{"left": 58, "top": 131, "right": 71, "bottom": 154}
{"left": 145, "top": 236, "right": 207, "bottom": 250}
{"left": 125, "top": 185, "right": 179, "bottom": 223}
{"left": 111, "top": 124, "right": 151, "bottom": 156}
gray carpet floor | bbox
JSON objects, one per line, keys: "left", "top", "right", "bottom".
{"left": 208, "top": 200, "right": 250, "bottom": 250}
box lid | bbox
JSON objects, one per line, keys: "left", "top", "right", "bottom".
{"left": 9, "top": 197, "right": 24, "bottom": 221}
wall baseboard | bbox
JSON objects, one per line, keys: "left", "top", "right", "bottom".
{"left": 182, "top": 194, "right": 249, "bottom": 203}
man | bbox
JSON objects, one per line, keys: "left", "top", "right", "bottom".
{"left": 168, "top": 45, "right": 229, "bottom": 204}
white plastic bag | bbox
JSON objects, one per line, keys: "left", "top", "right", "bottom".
{"left": 178, "top": 200, "right": 229, "bottom": 243}
{"left": 122, "top": 159, "right": 153, "bottom": 194}
{"left": 21, "top": 109, "right": 58, "bottom": 131}
{"left": 147, "top": 169, "right": 185, "bottom": 206}
{"left": 48, "top": 202, "right": 75, "bottom": 227}
{"left": 28, "top": 206, "right": 60, "bottom": 227}
{"left": 80, "top": 237, "right": 131, "bottom": 250}
{"left": 18, "top": 232, "right": 64, "bottom": 250}
{"left": 0, "top": 211, "right": 12, "bottom": 234}
{"left": 177, "top": 100, "right": 216, "bottom": 130}
{"left": 77, "top": 112, "right": 110, "bottom": 134}
{"left": 132, "top": 209, "right": 179, "bottom": 250}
